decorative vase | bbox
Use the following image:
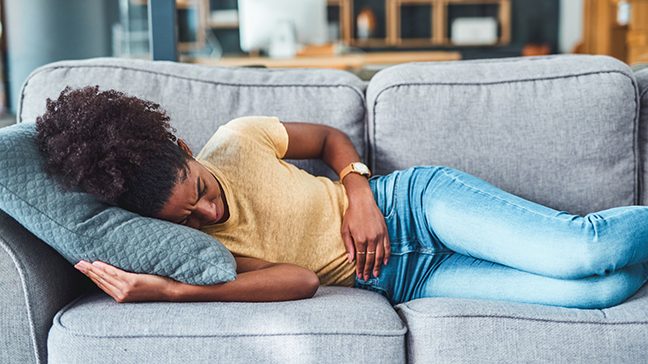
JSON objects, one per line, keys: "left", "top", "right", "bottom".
{"left": 356, "top": 7, "right": 377, "bottom": 40}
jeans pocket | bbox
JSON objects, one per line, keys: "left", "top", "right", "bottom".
{"left": 370, "top": 172, "right": 399, "bottom": 220}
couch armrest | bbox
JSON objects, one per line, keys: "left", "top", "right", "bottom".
{"left": 0, "top": 210, "right": 87, "bottom": 364}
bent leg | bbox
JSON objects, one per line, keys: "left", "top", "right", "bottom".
{"left": 423, "top": 167, "right": 648, "bottom": 279}
{"left": 419, "top": 253, "right": 648, "bottom": 309}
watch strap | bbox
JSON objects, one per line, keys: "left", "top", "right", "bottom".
{"left": 339, "top": 162, "right": 370, "bottom": 182}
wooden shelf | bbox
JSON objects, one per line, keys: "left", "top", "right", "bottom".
{"left": 130, "top": 0, "right": 209, "bottom": 52}
{"left": 627, "top": 0, "right": 648, "bottom": 64}
{"left": 350, "top": 39, "right": 391, "bottom": 47}
{"left": 207, "top": 21, "right": 239, "bottom": 29}
{"left": 130, "top": 0, "right": 197, "bottom": 10}
{"left": 326, "top": 0, "right": 354, "bottom": 44}
{"left": 187, "top": 50, "right": 461, "bottom": 70}
{"left": 192, "top": 0, "right": 511, "bottom": 52}
{"left": 385, "top": 0, "right": 511, "bottom": 48}
{"left": 446, "top": 0, "right": 505, "bottom": 4}
{"left": 580, "top": 0, "right": 648, "bottom": 65}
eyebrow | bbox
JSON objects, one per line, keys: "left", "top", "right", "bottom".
{"left": 176, "top": 176, "right": 201, "bottom": 224}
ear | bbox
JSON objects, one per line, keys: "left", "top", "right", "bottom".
{"left": 177, "top": 138, "right": 193, "bottom": 157}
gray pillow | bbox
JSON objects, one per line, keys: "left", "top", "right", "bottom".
{"left": 0, "top": 122, "right": 236, "bottom": 285}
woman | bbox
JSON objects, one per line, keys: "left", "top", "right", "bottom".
{"left": 36, "top": 86, "right": 648, "bottom": 309}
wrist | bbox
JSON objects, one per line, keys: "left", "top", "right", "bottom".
{"left": 343, "top": 174, "right": 373, "bottom": 201}
{"left": 164, "top": 280, "right": 181, "bottom": 302}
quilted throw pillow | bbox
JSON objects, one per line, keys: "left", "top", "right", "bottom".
{"left": 0, "top": 122, "right": 236, "bottom": 285}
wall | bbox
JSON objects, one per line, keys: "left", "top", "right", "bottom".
{"left": 4, "top": 0, "right": 116, "bottom": 114}
{"left": 559, "top": 0, "right": 583, "bottom": 53}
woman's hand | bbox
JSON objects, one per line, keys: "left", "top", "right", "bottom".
{"left": 341, "top": 175, "right": 391, "bottom": 281}
{"left": 74, "top": 260, "right": 177, "bottom": 303}
{"left": 279, "top": 122, "right": 391, "bottom": 280}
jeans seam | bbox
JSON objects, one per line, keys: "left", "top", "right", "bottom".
{"left": 384, "top": 173, "right": 400, "bottom": 219}
{"left": 438, "top": 168, "right": 571, "bottom": 221}
{"left": 585, "top": 208, "right": 634, "bottom": 236}
{"left": 389, "top": 240, "right": 454, "bottom": 255}
{"left": 587, "top": 209, "right": 629, "bottom": 221}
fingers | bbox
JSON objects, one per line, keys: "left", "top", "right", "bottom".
{"left": 362, "top": 242, "right": 376, "bottom": 281}
{"left": 91, "top": 261, "right": 126, "bottom": 281}
{"left": 372, "top": 241, "right": 384, "bottom": 278}
{"left": 356, "top": 237, "right": 379, "bottom": 281}
{"left": 76, "top": 261, "right": 121, "bottom": 290}
{"left": 355, "top": 232, "right": 392, "bottom": 280}
{"left": 383, "top": 229, "right": 391, "bottom": 266}
{"left": 341, "top": 228, "right": 355, "bottom": 263}
{"left": 355, "top": 242, "right": 366, "bottom": 280}
{"left": 75, "top": 260, "right": 124, "bottom": 300}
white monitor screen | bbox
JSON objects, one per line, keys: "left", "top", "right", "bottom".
{"left": 238, "top": 0, "right": 327, "bottom": 52}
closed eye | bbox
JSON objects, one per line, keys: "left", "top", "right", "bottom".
{"left": 177, "top": 178, "right": 207, "bottom": 225}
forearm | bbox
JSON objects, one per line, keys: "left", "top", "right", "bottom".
{"left": 320, "top": 128, "right": 361, "bottom": 175}
{"left": 319, "top": 129, "right": 373, "bottom": 198}
{"left": 167, "top": 263, "right": 319, "bottom": 302}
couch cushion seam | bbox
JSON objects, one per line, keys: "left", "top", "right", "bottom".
{"left": 640, "top": 86, "right": 648, "bottom": 99}
{"left": 398, "top": 308, "right": 648, "bottom": 325}
{"left": 51, "top": 329, "right": 407, "bottom": 339}
{"left": 638, "top": 85, "right": 648, "bottom": 205}
{"left": 631, "top": 77, "right": 640, "bottom": 204}
{"left": 396, "top": 55, "right": 611, "bottom": 69}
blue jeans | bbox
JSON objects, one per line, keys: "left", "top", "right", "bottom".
{"left": 356, "top": 166, "right": 648, "bottom": 308}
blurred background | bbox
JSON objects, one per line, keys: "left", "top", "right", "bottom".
{"left": 0, "top": 0, "right": 646, "bottom": 125}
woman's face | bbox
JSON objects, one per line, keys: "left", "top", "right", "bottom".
{"left": 156, "top": 159, "right": 228, "bottom": 229}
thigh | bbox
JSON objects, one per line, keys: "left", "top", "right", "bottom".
{"left": 420, "top": 253, "right": 648, "bottom": 309}
{"left": 422, "top": 166, "right": 648, "bottom": 278}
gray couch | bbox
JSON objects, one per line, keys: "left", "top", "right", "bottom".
{"left": 2, "top": 55, "right": 648, "bottom": 363}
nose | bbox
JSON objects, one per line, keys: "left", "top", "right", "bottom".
{"left": 194, "top": 199, "right": 218, "bottom": 223}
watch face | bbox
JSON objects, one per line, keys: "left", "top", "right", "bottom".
{"left": 353, "top": 162, "right": 370, "bottom": 175}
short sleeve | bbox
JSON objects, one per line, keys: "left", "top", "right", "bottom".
{"left": 223, "top": 116, "right": 289, "bottom": 158}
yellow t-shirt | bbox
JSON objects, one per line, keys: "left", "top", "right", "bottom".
{"left": 197, "top": 116, "right": 355, "bottom": 286}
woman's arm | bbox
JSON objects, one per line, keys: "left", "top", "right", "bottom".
{"left": 169, "top": 257, "right": 320, "bottom": 302}
{"left": 282, "top": 122, "right": 390, "bottom": 280}
{"left": 74, "top": 256, "right": 319, "bottom": 303}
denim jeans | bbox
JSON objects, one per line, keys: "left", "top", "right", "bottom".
{"left": 355, "top": 166, "right": 648, "bottom": 308}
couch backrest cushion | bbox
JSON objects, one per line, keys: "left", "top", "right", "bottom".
{"left": 636, "top": 67, "right": 648, "bottom": 205}
{"left": 18, "top": 58, "right": 367, "bottom": 179}
{"left": 367, "top": 55, "right": 639, "bottom": 215}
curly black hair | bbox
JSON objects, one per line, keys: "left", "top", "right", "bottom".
{"left": 35, "top": 86, "right": 190, "bottom": 217}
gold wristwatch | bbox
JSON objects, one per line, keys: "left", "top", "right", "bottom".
{"left": 339, "top": 162, "right": 371, "bottom": 182}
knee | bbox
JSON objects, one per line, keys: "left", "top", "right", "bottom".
{"left": 557, "top": 245, "right": 614, "bottom": 279}
{"left": 575, "top": 213, "right": 636, "bottom": 277}
{"left": 565, "top": 272, "right": 636, "bottom": 309}
{"left": 554, "top": 229, "right": 621, "bottom": 279}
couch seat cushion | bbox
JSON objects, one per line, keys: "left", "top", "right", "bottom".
{"left": 48, "top": 287, "right": 406, "bottom": 363}
{"left": 397, "top": 283, "right": 648, "bottom": 363}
